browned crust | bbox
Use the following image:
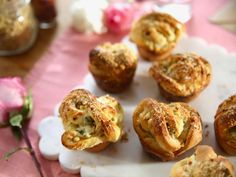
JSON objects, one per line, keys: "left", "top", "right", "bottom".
{"left": 59, "top": 89, "right": 123, "bottom": 151}
{"left": 138, "top": 46, "right": 173, "bottom": 61}
{"left": 90, "top": 72, "right": 134, "bottom": 93}
{"left": 214, "top": 94, "right": 236, "bottom": 155}
{"left": 130, "top": 12, "right": 184, "bottom": 62}
{"left": 89, "top": 42, "right": 137, "bottom": 93}
{"left": 159, "top": 84, "right": 202, "bottom": 102}
{"left": 86, "top": 142, "right": 110, "bottom": 153}
{"left": 87, "top": 129, "right": 126, "bottom": 152}
{"left": 170, "top": 145, "right": 235, "bottom": 177}
{"left": 149, "top": 53, "right": 212, "bottom": 102}
{"left": 133, "top": 98, "right": 202, "bottom": 161}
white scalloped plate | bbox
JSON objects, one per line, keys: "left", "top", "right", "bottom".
{"left": 38, "top": 35, "right": 236, "bottom": 177}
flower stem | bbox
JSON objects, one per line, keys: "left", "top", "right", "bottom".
{"left": 0, "top": 122, "right": 10, "bottom": 128}
{"left": 20, "top": 128, "right": 45, "bottom": 177}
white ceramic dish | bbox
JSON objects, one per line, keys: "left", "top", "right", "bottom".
{"left": 38, "top": 35, "right": 236, "bottom": 177}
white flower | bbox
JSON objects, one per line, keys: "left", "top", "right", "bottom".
{"left": 70, "top": 0, "right": 108, "bottom": 34}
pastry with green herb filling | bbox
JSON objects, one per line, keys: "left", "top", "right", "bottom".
{"left": 215, "top": 94, "right": 236, "bottom": 155}
{"left": 170, "top": 145, "right": 235, "bottom": 177}
{"left": 59, "top": 89, "right": 124, "bottom": 152}
{"left": 133, "top": 98, "right": 202, "bottom": 160}
{"left": 130, "top": 12, "right": 184, "bottom": 61}
{"left": 149, "top": 53, "right": 211, "bottom": 102}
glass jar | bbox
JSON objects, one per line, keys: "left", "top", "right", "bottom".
{"left": 0, "top": 0, "right": 38, "bottom": 56}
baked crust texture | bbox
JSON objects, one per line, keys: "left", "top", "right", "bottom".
{"left": 149, "top": 53, "right": 211, "bottom": 102}
{"left": 59, "top": 89, "right": 124, "bottom": 152}
{"left": 133, "top": 98, "right": 202, "bottom": 160}
{"left": 89, "top": 42, "right": 137, "bottom": 93}
{"left": 215, "top": 94, "right": 236, "bottom": 155}
{"left": 130, "top": 12, "right": 184, "bottom": 61}
{"left": 170, "top": 145, "right": 235, "bottom": 177}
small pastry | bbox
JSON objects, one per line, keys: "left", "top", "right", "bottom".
{"left": 130, "top": 12, "right": 184, "bottom": 61}
{"left": 170, "top": 145, "right": 235, "bottom": 177}
{"left": 133, "top": 98, "right": 202, "bottom": 161}
{"left": 149, "top": 53, "right": 211, "bottom": 102}
{"left": 215, "top": 94, "right": 236, "bottom": 155}
{"left": 59, "top": 89, "right": 124, "bottom": 152}
{"left": 89, "top": 42, "right": 137, "bottom": 93}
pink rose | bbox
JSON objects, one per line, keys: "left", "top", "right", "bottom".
{"left": 104, "top": 2, "right": 155, "bottom": 34}
{"left": 104, "top": 2, "right": 134, "bottom": 33}
{"left": 0, "top": 77, "right": 26, "bottom": 125}
{"left": 0, "top": 102, "right": 8, "bottom": 123}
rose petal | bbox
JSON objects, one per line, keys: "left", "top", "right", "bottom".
{"left": 104, "top": 2, "right": 134, "bottom": 33}
{"left": 0, "top": 102, "right": 8, "bottom": 123}
{"left": 0, "top": 77, "right": 26, "bottom": 113}
{"left": 104, "top": 2, "right": 155, "bottom": 34}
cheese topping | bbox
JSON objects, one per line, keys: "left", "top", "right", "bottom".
{"left": 149, "top": 53, "right": 211, "bottom": 97}
{"left": 130, "top": 12, "right": 184, "bottom": 53}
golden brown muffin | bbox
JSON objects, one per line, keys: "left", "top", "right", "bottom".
{"left": 130, "top": 12, "right": 184, "bottom": 61}
{"left": 149, "top": 53, "right": 211, "bottom": 102}
{"left": 133, "top": 98, "right": 202, "bottom": 161}
{"left": 89, "top": 42, "right": 137, "bottom": 93}
{"left": 170, "top": 145, "right": 236, "bottom": 177}
{"left": 215, "top": 94, "right": 236, "bottom": 155}
{"left": 59, "top": 89, "right": 124, "bottom": 152}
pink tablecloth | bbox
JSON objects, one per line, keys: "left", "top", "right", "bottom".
{"left": 0, "top": 0, "right": 236, "bottom": 177}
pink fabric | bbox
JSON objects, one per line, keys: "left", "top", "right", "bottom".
{"left": 0, "top": 29, "right": 126, "bottom": 177}
{"left": 187, "top": 0, "right": 236, "bottom": 52}
{"left": 0, "top": 1, "right": 236, "bottom": 177}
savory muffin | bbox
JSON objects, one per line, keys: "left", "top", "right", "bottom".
{"left": 133, "top": 98, "right": 202, "bottom": 161}
{"left": 149, "top": 53, "right": 211, "bottom": 102}
{"left": 59, "top": 89, "right": 124, "bottom": 152}
{"left": 89, "top": 42, "right": 137, "bottom": 93}
{"left": 215, "top": 94, "right": 236, "bottom": 155}
{"left": 170, "top": 145, "right": 235, "bottom": 177}
{"left": 130, "top": 12, "right": 184, "bottom": 61}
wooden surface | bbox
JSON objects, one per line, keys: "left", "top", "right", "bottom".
{"left": 1, "top": 0, "right": 236, "bottom": 78}
{"left": 0, "top": 0, "right": 73, "bottom": 77}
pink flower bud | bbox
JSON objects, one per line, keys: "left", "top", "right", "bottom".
{"left": 104, "top": 2, "right": 155, "bottom": 34}
{"left": 104, "top": 2, "right": 134, "bottom": 33}
{"left": 0, "top": 77, "right": 26, "bottom": 124}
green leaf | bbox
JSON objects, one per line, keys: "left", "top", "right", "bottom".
{"left": 21, "top": 92, "right": 33, "bottom": 120}
{"left": 3, "top": 147, "right": 31, "bottom": 161}
{"left": 9, "top": 114, "right": 23, "bottom": 128}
